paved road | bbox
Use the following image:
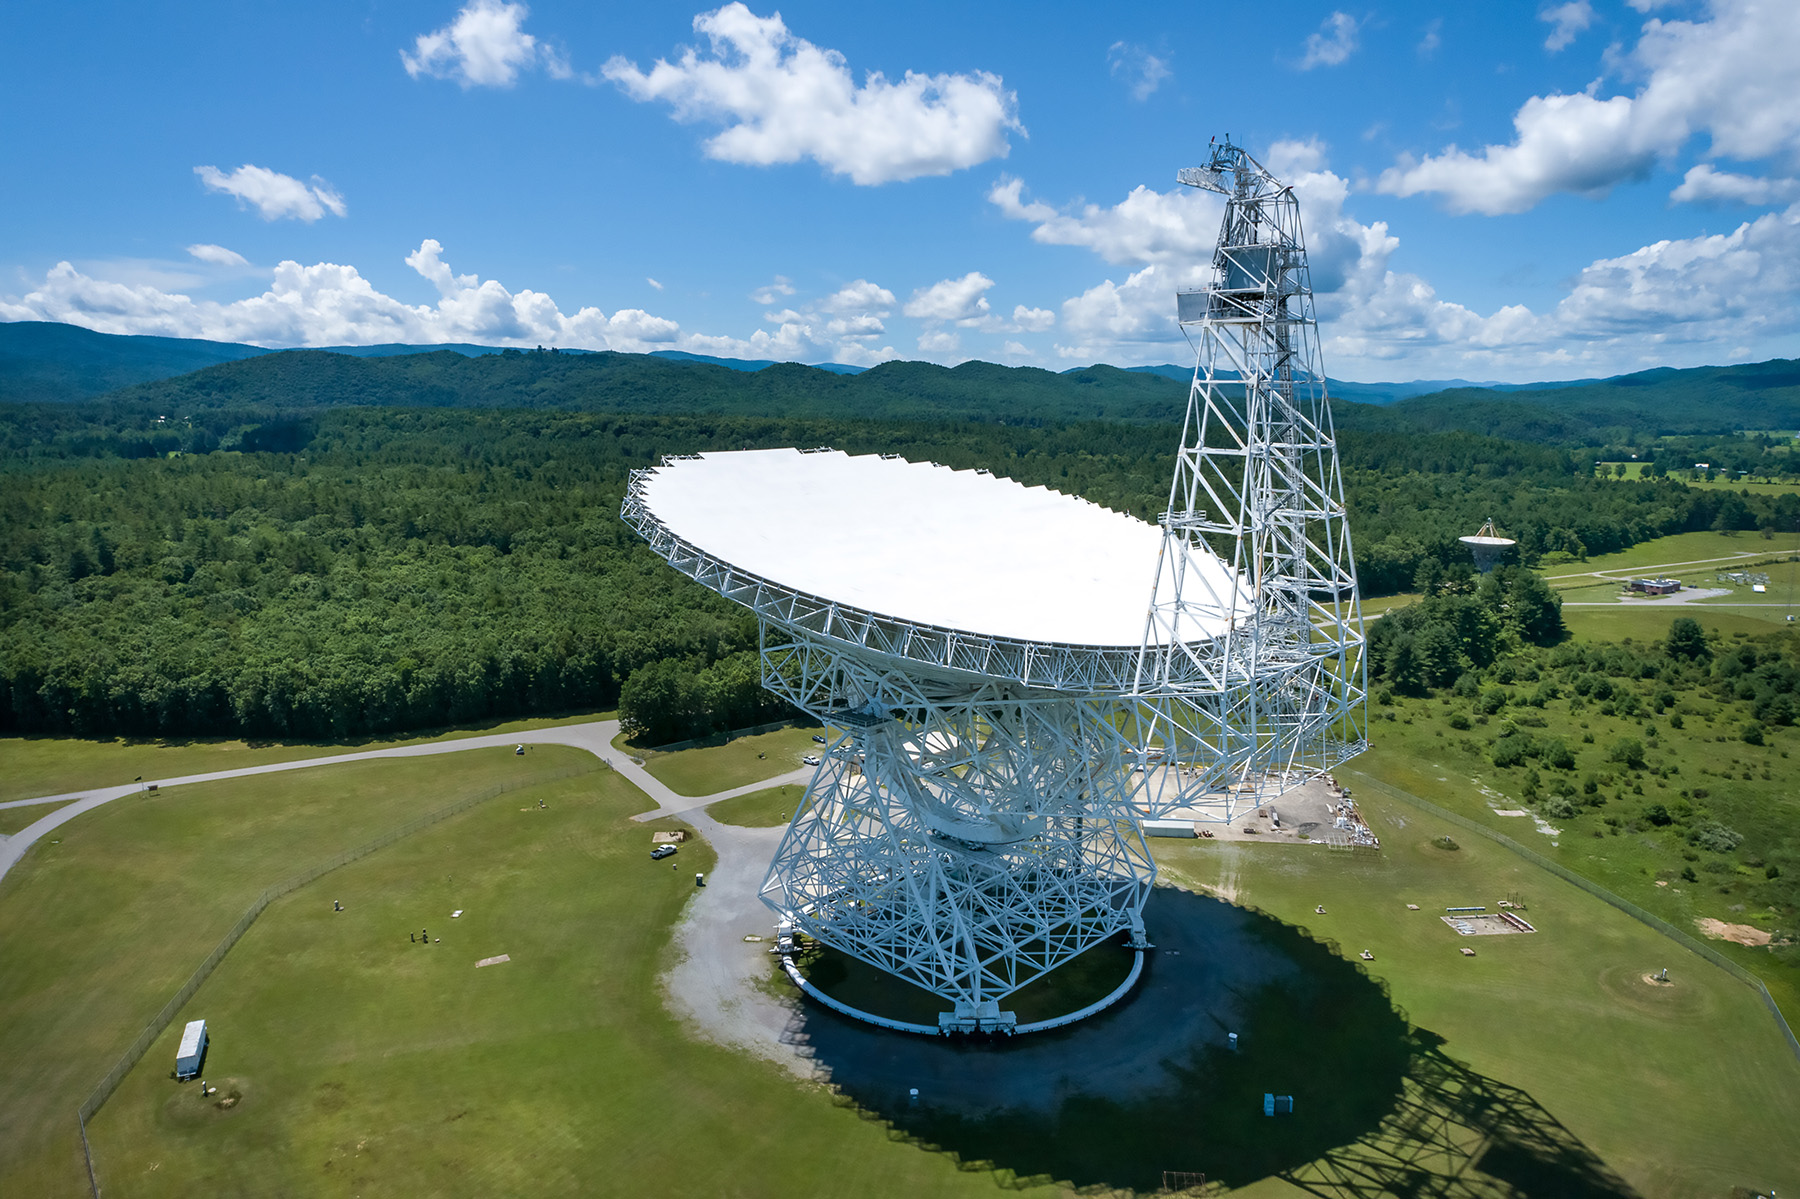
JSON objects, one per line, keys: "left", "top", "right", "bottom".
{"left": 0, "top": 720, "right": 810, "bottom": 887}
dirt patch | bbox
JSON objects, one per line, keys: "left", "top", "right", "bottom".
{"left": 162, "top": 1076, "right": 251, "bottom": 1126}
{"left": 1694, "top": 918, "right": 1773, "bottom": 946}
{"left": 1596, "top": 964, "right": 1710, "bottom": 1018}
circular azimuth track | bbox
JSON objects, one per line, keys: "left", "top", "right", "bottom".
{"left": 625, "top": 141, "right": 1366, "bottom": 1035}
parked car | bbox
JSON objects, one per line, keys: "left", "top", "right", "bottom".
{"left": 812, "top": 734, "right": 827, "bottom": 744}
{"left": 802, "top": 754, "right": 821, "bottom": 766}
{"left": 651, "top": 844, "right": 678, "bottom": 861}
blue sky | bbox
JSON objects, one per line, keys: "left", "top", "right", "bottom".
{"left": 3, "top": 0, "right": 1796, "bottom": 381}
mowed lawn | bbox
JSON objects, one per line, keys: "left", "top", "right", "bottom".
{"left": 0, "top": 799, "right": 73, "bottom": 836}
{"left": 5, "top": 726, "right": 1798, "bottom": 1197}
{"left": 0, "top": 710, "right": 614, "bottom": 805}
{"left": 636, "top": 724, "right": 820, "bottom": 796}
{"left": 1155, "top": 783, "right": 1800, "bottom": 1198}
{"left": 1542, "top": 530, "right": 1792, "bottom": 580}
{"left": 0, "top": 747, "right": 602, "bottom": 1195}
{"left": 70, "top": 758, "right": 1014, "bottom": 1199}
{"left": 707, "top": 782, "right": 805, "bottom": 827}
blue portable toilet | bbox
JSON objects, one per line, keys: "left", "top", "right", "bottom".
{"left": 175, "top": 1019, "right": 208, "bottom": 1080}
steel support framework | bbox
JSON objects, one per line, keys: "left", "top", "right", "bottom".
{"left": 1133, "top": 139, "right": 1367, "bottom": 818}
{"left": 623, "top": 142, "right": 1364, "bottom": 1032}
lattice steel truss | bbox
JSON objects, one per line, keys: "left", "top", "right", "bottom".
{"left": 624, "top": 141, "right": 1364, "bottom": 1032}
{"left": 1133, "top": 138, "right": 1367, "bottom": 818}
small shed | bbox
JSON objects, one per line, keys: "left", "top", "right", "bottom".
{"left": 1142, "top": 819, "right": 1199, "bottom": 839}
{"left": 175, "top": 1018, "right": 208, "bottom": 1080}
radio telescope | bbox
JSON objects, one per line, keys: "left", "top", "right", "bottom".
{"left": 1460, "top": 518, "right": 1516, "bottom": 573}
{"left": 624, "top": 140, "right": 1364, "bottom": 1034}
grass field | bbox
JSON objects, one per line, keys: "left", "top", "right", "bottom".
{"left": 1155, "top": 783, "right": 1800, "bottom": 1196}
{"left": 1593, "top": 463, "right": 1800, "bottom": 494}
{"left": 0, "top": 726, "right": 1794, "bottom": 1195}
{"left": 0, "top": 799, "right": 71, "bottom": 836}
{"left": 707, "top": 782, "right": 805, "bottom": 827}
{"left": 0, "top": 746, "right": 604, "bottom": 1195}
{"left": 1543, "top": 530, "right": 1794, "bottom": 580}
{"left": 1359, "top": 690, "right": 1800, "bottom": 1026}
{"left": 0, "top": 710, "right": 614, "bottom": 806}
{"left": 1559, "top": 604, "right": 1783, "bottom": 641}
{"left": 52, "top": 758, "right": 1025, "bottom": 1199}
{"left": 637, "top": 724, "right": 820, "bottom": 796}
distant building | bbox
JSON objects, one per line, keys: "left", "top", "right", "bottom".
{"left": 1627, "top": 578, "right": 1681, "bottom": 595}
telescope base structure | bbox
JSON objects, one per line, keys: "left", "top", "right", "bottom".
{"left": 760, "top": 700, "right": 1156, "bottom": 1034}
{"left": 779, "top": 945, "right": 1150, "bottom": 1036}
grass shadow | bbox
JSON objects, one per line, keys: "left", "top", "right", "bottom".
{"left": 787, "top": 889, "right": 1638, "bottom": 1196}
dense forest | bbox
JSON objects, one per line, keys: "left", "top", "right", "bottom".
{"left": 4, "top": 333, "right": 1800, "bottom": 745}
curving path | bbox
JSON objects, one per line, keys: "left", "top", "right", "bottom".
{"left": 0, "top": 720, "right": 809, "bottom": 887}
{"left": 0, "top": 718, "right": 820, "bottom": 1074}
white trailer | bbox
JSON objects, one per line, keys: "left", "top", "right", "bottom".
{"left": 175, "top": 1019, "right": 208, "bottom": 1080}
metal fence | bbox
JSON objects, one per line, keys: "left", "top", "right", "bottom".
{"left": 76, "top": 761, "right": 594, "bottom": 1194}
{"left": 1345, "top": 769, "right": 1800, "bottom": 1064}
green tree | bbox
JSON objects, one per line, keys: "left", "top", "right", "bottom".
{"left": 1665, "top": 617, "right": 1710, "bottom": 662}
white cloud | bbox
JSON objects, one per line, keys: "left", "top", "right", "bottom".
{"left": 819, "top": 278, "right": 895, "bottom": 315}
{"left": 1001, "top": 340, "right": 1032, "bottom": 359}
{"left": 1012, "top": 304, "right": 1055, "bottom": 332}
{"left": 1106, "top": 42, "right": 1170, "bottom": 101}
{"left": 1033, "top": 140, "right": 1800, "bottom": 377}
{"left": 1379, "top": 0, "right": 1800, "bottom": 215}
{"left": 1418, "top": 19, "right": 1443, "bottom": 58}
{"left": 0, "top": 244, "right": 935, "bottom": 368}
{"left": 917, "top": 329, "right": 960, "bottom": 354}
{"left": 402, "top": 0, "right": 549, "bottom": 88}
{"left": 602, "top": 3, "right": 1021, "bottom": 185}
{"left": 1540, "top": 1, "right": 1595, "bottom": 52}
{"left": 646, "top": 276, "right": 665, "bottom": 290}
{"left": 0, "top": 240, "right": 687, "bottom": 351}
{"left": 824, "top": 313, "right": 885, "bottom": 338}
{"left": 1299, "top": 12, "right": 1360, "bottom": 70}
{"left": 988, "top": 176, "right": 1220, "bottom": 265}
{"left": 748, "top": 276, "right": 795, "bottom": 305}
{"left": 186, "top": 243, "right": 248, "bottom": 267}
{"left": 195, "top": 165, "right": 346, "bottom": 222}
{"left": 904, "top": 272, "right": 994, "bottom": 323}
{"left": 1671, "top": 164, "right": 1800, "bottom": 206}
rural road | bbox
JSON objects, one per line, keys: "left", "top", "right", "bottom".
{"left": 0, "top": 719, "right": 811, "bottom": 887}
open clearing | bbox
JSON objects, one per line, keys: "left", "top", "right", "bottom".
{"left": 1, "top": 725, "right": 1796, "bottom": 1196}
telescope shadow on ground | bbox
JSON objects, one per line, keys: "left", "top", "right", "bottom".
{"left": 786, "top": 889, "right": 1639, "bottom": 1197}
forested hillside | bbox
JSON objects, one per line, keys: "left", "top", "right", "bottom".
{"left": 96, "top": 347, "right": 1193, "bottom": 425}
{"left": 1336, "top": 358, "right": 1800, "bottom": 443}
{"left": 5, "top": 398, "right": 1799, "bottom": 741}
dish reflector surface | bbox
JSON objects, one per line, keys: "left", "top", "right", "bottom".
{"left": 635, "top": 449, "right": 1239, "bottom": 648}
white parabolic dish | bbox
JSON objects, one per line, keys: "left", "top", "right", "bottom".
{"left": 634, "top": 448, "right": 1244, "bottom": 650}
